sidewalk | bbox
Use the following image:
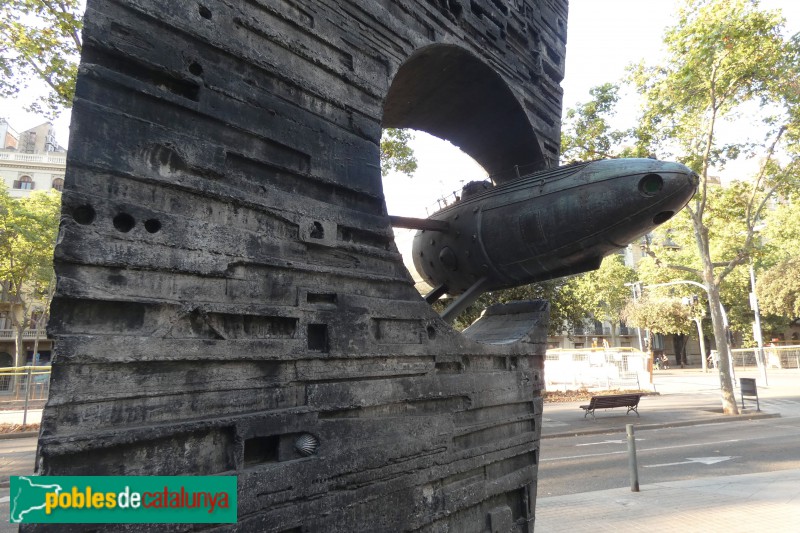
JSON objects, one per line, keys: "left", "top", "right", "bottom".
{"left": 542, "top": 366, "right": 797, "bottom": 438}
{"left": 536, "top": 368, "right": 800, "bottom": 532}
{"left": 535, "top": 468, "right": 800, "bottom": 532}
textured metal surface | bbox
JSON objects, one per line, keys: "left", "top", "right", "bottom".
{"left": 28, "top": 0, "right": 568, "bottom": 531}
{"left": 413, "top": 159, "right": 698, "bottom": 297}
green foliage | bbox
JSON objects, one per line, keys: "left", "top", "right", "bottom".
{"left": 757, "top": 256, "right": 800, "bottom": 318}
{"left": 628, "top": 0, "right": 800, "bottom": 410}
{"left": 0, "top": 186, "right": 61, "bottom": 365}
{"left": 621, "top": 294, "right": 695, "bottom": 337}
{"left": 631, "top": 0, "right": 799, "bottom": 174}
{"left": 0, "top": 187, "right": 61, "bottom": 298}
{"left": 380, "top": 128, "right": 418, "bottom": 178}
{"left": 756, "top": 194, "right": 800, "bottom": 326}
{"left": 0, "top": 0, "right": 83, "bottom": 117}
{"left": 560, "top": 83, "right": 647, "bottom": 163}
{"left": 571, "top": 254, "right": 637, "bottom": 332}
{"left": 760, "top": 194, "right": 800, "bottom": 266}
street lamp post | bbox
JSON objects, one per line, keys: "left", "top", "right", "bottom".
{"left": 694, "top": 316, "right": 707, "bottom": 373}
{"left": 624, "top": 282, "right": 646, "bottom": 351}
{"left": 749, "top": 263, "right": 768, "bottom": 385}
{"left": 680, "top": 295, "right": 708, "bottom": 373}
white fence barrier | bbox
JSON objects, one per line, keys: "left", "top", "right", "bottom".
{"left": 731, "top": 346, "right": 800, "bottom": 370}
{"left": 545, "top": 348, "right": 650, "bottom": 390}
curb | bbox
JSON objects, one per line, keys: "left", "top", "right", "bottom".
{"left": 542, "top": 411, "right": 779, "bottom": 439}
{"left": 0, "top": 431, "right": 38, "bottom": 440}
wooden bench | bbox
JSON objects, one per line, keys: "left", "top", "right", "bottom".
{"left": 580, "top": 394, "right": 643, "bottom": 420}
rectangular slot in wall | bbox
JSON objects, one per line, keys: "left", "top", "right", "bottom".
{"left": 244, "top": 435, "right": 280, "bottom": 466}
{"left": 307, "top": 324, "right": 329, "bottom": 352}
{"left": 307, "top": 292, "right": 337, "bottom": 305}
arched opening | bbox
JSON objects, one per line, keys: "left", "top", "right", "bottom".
{"left": 380, "top": 131, "right": 486, "bottom": 302}
{"left": 383, "top": 44, "right": 545, "bottom": 182}
{"left": 381, "top": 44, "right": 546, "bottom": 328}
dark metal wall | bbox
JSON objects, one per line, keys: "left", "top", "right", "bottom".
{"left": 32, "top": 0, "right": 567, "bottom": 530}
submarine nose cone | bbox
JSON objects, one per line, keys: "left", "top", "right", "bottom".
{"left": 689, "top": 170, "right": 699, "bottom": 188}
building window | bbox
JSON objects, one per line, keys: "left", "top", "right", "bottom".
{"left": 13, "top": 175, "right": 34, "bottom": 190}
{"left": 51, "top": 178, "right": 64, "bottom": 191}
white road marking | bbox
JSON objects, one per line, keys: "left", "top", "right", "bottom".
{"left": 645, "top": 456, "right": 738, "bottom": 468}
{"left": 576, "top": 438, "right": 645, "bottom": 447}
{"left": 541, "top": 438, "right": 742, "bottom": 462}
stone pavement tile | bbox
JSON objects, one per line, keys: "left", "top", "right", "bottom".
{"left": 535, "top": 469, "right": 800, "bottom": 532}
{"left": 0, "top": 438, "right": 36, "bottom": 487}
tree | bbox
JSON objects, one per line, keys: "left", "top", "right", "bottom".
{"left": 630, "top": 0, "right": 800, "bottom": 414}
{"left": 643, "top": 183, "right": 763, "bottom": 346}
{"left": 380, "top": 128, "right": 418, "bottom": 177}
{"left": 0, "top": 187, "right": 61, "bottom": 369}
{"left": 0, "top": 0, "right": 83, "bottom": 117}
{"left": 560, "top": 83, "right": 647, "bottom": 164}
{"left": 621, "top": 293, "right": 696, "bottom": 355}
{"left": 757, "top": 256, "right": 800, "bottom": 318}
{"left": 755, "top": 193, "right": 800, "bottom": 323}
{"left": 572, "top": 255, "right": 637, "bottom": 345}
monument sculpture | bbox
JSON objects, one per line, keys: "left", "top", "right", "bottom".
{"left": 32, "top": 0, "right": 567, "bottom": 530}
{"left": 410, "top": 158, "right": 697, "bottom": 320}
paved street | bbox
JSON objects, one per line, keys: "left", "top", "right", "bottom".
{"left": 539, "top": 415, "right": 800, "bottom": 497}
{"left": 536, "top": 367, "right": 800, "bottom": 531}
{"left": 0, "top": 436, "right": 37, "bottom": 532}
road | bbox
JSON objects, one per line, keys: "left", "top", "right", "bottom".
{"left": 538, "top": 413, "right": 800, "bottom": 498}
{"left": 0, "top": 436, "right": 37, "bottom": 532}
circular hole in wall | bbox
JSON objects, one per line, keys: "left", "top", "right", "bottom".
{"left": 144, "top": 219, "right": 162, "bottom": 233}
{"left": 113, "top": 213, "right": 136, "bottom": 233}
{"left": 73, "top": 205, "right": 96, "bottom": 225}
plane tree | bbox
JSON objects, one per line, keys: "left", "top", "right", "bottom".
{"left": 757, "top": 257, "right": 800, "bottom": 319}
{"left": 0, "top": 188, "right": 61, "bottom": 369}
{"left": 756, "top": 195, "right": 800, "bottom": 322}
{"left": 560, "top": 83, "right": 647, "bottom": 164}
{"left": 0, "top": 0, "right": 83, "bottom": 117}
{"left": 381, "top": 128, "right": 418, "bottom": 177}
{"left": 629, "top": 0, "right": 800, "bottom": 414}
{"left": 621, "top": 292, "right": 697, "bottom": 358}
{"left": 571, "top": 255, "right": 637, "bottom": 346}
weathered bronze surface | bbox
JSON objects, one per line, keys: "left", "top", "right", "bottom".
{"left": 412, "top": 158, "right": 698, "bottom": 320}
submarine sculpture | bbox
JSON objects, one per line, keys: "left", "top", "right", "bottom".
{"left": 391, "top": 158, "right": 698, "bottom": 322}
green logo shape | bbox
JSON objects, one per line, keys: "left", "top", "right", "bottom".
{"left": 10, "top": 476, "right": 237, "bottom": 524}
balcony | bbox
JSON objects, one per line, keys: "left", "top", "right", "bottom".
{"left": 0, "top": 329, "right": 47, "bottom": 340}
{"left": 0, "top": 152, "right": 66, "bottom": 165}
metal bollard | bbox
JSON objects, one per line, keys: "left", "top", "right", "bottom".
{"left": 22, "top": 365, "right": 32, "bottom": 427}
{"left": 627, "top": 424, "right": 640, "bottom": 492}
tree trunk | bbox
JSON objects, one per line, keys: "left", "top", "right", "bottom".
{"left": 8, "top": 292, "right": 32, "bottom": 397}
{"left": 704, "top": 272, "right": 739, "bottom": 414}
{"left": 672, "top": 334, "right": 688, "bottom": 367}
{"left": 694, "top": 221, "right": 739, "bottom": 414}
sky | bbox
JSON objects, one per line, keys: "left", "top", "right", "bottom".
{"left": 2, "top": 0, "right": 800, "bottom": 250}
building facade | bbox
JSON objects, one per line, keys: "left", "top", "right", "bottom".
{"left": 0, "top": 120, "right": 65, "bottom": 365}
